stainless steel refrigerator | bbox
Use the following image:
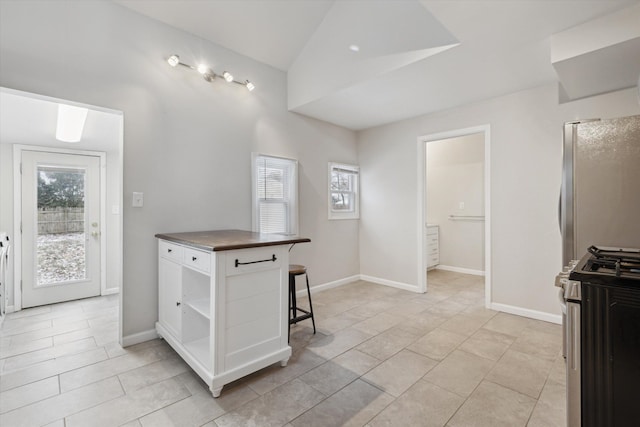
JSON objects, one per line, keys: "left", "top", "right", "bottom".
{"left": 561, "top": 115, "right": 640, "bottom": 265}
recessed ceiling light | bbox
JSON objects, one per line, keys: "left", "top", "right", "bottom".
{"left": 349, "top": 45, "right": 360, "bottom": 52}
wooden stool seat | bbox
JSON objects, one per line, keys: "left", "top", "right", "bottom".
{"left": 288, "top": 264, "right": 316, "bottom": 341}
{"left": 288, "top": 264, "right": 307, "bottom": 275}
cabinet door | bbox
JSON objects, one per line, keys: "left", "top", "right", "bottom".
{"left": 159, "top": 257, "right": 182, "bottom": 340}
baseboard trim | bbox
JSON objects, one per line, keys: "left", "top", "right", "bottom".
{"left": 122, "top": 329, "right": 159, "bottom": 347}
{"left": 360, "top": 275, "right": 421, "bottom": 293}
{"left": 295, "top": 275, "right": 359, "bottom": 297}
{"left": 436, "top": 265, "right": 485, "bottom": 276}
{"left": 490, "top": 302, "right": 562, "bottom": 325}
{"left": 102, "top": 288, "right": 119, "bottom": 296}
{"left": 6, "top": 305, "right": 16, "bottom": 314}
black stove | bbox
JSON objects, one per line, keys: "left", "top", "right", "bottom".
{"left": 566, "top": 245, "right": 640, "bottom": 427}
{"left": 569, "top": 246, "right": 640, "bottom": 288}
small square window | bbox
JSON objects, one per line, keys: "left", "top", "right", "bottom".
{"left": 328, "top": 162, "right": 359, "bottom": 220}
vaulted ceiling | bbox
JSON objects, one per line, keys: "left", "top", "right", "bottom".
{"left": 115, "top": 0, "right": 639, "bottom": 130}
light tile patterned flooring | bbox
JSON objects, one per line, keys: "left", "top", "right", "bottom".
{"left": 0, "top": 271, "right": 566, "bottom": 426}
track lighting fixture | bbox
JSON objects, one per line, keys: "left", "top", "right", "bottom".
{"left": 166, "top": 54, "right": 255, "bottom": 92}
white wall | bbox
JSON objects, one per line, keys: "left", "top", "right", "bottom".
{"left": 427, "top": 134, "right": 484, "bottom": 272}
{"left": 0, "top": 0, "right": 359, "bottom": 340}
{"left": 358, "top": 84, "right": 640, "bottom": 320}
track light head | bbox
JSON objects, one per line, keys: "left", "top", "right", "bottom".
{"left": 223, "top": 71, "right": 234, "bottom": 83}
{"left": 167, "top": 54, "right": 180, "bottom": 67}
{"left": 245, "top": 80, "right": 255, "bottom": 92}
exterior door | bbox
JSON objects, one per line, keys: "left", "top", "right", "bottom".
{"left": 21, "top": 150, "right": 101, "bottom": 308}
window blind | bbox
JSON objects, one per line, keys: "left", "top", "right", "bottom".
{"left": 253, "top": 154, "right": 298, "bottom": 235}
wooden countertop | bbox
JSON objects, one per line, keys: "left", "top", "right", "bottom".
{"left": 155, "top": 229, "right": 311, "bottom": 252}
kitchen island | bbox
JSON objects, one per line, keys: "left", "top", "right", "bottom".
{"left": 155, "top": 229, "right": 310, "bottom": 397}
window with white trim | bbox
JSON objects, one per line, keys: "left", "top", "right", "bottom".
{"left": 252, "top": 154, "right": 298, "bottom": 235}
{"left": 328, "top": 162, "right": 359, "bottom": 220}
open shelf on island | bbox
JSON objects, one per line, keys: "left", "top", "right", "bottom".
{"left": 186, "top": 298, "right": 210, "bottom": 319}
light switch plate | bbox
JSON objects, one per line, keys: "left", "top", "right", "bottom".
{"left": 132, "top": 192, "right": 144, "bottom": 208}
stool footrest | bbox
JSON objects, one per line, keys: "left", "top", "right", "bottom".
{"left": 290, "top": 307, "right": 312, "bottom": 324}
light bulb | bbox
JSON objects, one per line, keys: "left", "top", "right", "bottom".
{"left": 245, "top": 80, "right": 255, "bottom": 92}
{"left": 167, "top": 54, "right": 180, "bottom": 67}
{"left": 197, "top": 64, "right": 209, "bottom": 74}
{"left": 223, "top": 71, "right": 234, "bottom": 82}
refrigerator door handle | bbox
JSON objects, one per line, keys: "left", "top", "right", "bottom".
{"left": 558, "top": 188, "right": 562, "bottom": 235}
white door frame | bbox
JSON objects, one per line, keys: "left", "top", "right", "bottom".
{"left": 417, "top": 124, "right": 492, "bottom": 307}
{"left": 13, "top": 145, "right": 107, "bottom": 310}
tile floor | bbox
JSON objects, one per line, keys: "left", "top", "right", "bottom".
{"left": 0, "top": 270, "right": 566, "bottom": 426}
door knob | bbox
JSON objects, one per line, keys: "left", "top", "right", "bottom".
{"left": 91, "top": 222, "right": 99, "bottom": 227}
{"left": 91, "top": 231, "right": 101, "bottom": 237}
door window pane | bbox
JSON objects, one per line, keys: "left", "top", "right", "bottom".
{"left": 36, "top": 166, "right": 87, "bottom": 285}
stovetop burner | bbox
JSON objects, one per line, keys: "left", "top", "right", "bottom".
{"left": 586, "top": 246, "right": 640, "bottom": 276}
{"left": 570, "top": 246, "right": 640, "bottom": 287}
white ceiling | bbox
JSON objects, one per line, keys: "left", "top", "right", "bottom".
{"left": 0, "top": 89, "right": 121, "bottom": 152}
{"left": 114, "top": 1, "right": 638, "bottom": 129}
{"left": 1, "top": 2, "right": 636, "bottom": 152}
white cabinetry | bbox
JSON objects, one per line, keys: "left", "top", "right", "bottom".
{"left": 426, "top": 225, "right": 440, "bottom": 270}
{"left": 156, "top": 238, "right": 293, "bottom": 397}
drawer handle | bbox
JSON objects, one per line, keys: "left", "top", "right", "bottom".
{"left": 192, "top": 256, "right": 197, "bottom": 261}
{"left": 176, "top": 302, "right": 181, "bottom": 306}
{"left": 235, "top": 254, "right": 277, "bottom": 267}
{"left": 168, "top": 249, "right": 172, "bottom": 253}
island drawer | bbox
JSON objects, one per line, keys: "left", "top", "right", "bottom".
{"left": 183, "top": 247, "right": 211, "bottom": 273}
{"left": 159, "top": 240, "right": 183, "bottom": 262}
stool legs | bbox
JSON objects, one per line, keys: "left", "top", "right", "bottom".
{"left": 288, "top": 271, "right": 316, "bottom": 342}
{"left": 304, "top": 273, "right": 316, "bottom": 334}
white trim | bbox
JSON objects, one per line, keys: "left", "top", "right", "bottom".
{"left": 436, "top": 265, "right": 485, "bottom": 276}
{"left": 13, "top": 147, "right": 22, "bottom": 311}
{"left": 6, "top": 305, "right": 15, "bottom": 314}
{"left": 102, "top": 288, "right": 119, "bottom": 296}
{"left": 99, "top": 154, "right": 107, "bottom": 297}
{"left": 417, "top": 140, "right": 427, "bottom": 292}
{"left": 360, "top": 274, "right": 421, "bottom": 293}
{"left": 491, "top": 302, "right": 562, "bottom": 325}
{"left": 116, "top": 114, "right": 124, "bottom": 347}
{"left": 417, "top": 124, "right": 492, "bottom": 308}
{"left": 294, "top": 274, "right": 359, "bottom": 297}
{"left": 122, "top": 328, "right": 159, "bottom": 347}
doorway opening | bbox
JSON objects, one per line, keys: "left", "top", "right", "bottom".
{"left": 1, "top": 87, "right": 123, "bottom": 344}
{"left": 417, "top": 125, "right": 491, "bottom": 307}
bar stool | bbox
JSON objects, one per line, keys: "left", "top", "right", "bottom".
{"left": 288, "top": 264, "right": 316, "bottom": 341}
